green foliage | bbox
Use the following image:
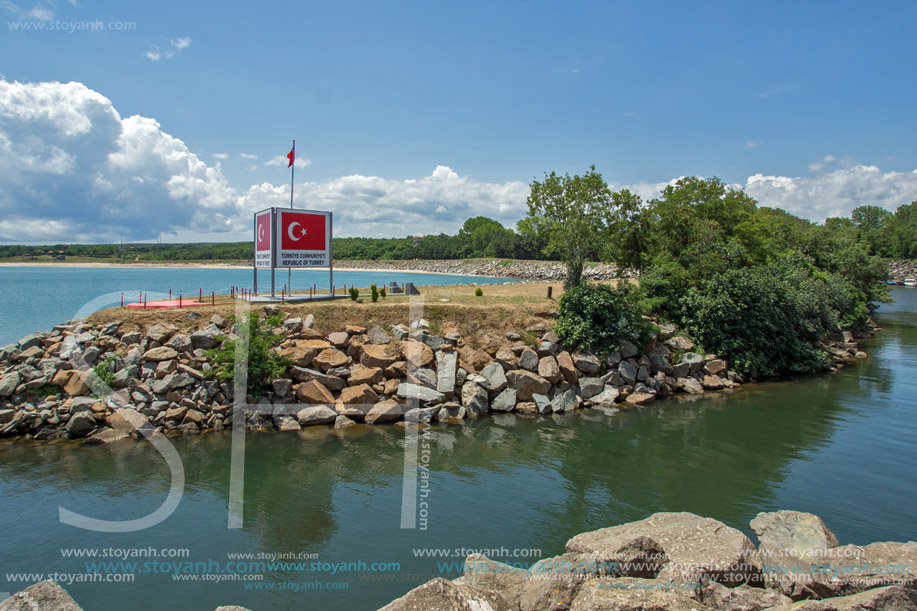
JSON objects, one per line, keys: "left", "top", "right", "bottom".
{"left": 33, "top": 384, "right": 61, "bottom": 397}
{"left": 679, "top": 259, "right": 856, "bottom": 378}
{"left": 370, "top": 283, "right": 379, "bottom": 302}
{"left": 524, "top": 165, "right": 612, "bottom": 288}
{"left": 475, "top": 287, "right": 484, "bottom": 297}
{"left": 380, "top": 286, "right": 386, "bottom": 299}
{"left": 349, "top": 287, "right": 359, "bottom": 301}
{"left": 92, "top": 356, "right": 117, "bottom": 386}
{"left": 555, "top": 282, "right": 650, "bottom": 357}
{"left": 205, "top": 313, "right": 291, "bottom": 397}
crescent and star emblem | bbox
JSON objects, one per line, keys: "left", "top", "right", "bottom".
{"left": 287, "top": 221, "right": 307, "bottom": 241}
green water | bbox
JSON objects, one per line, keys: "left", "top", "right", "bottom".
{"left": 1, "top": 288, "right": 915, "bottom": 610}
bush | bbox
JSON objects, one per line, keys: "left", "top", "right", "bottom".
{"left": 554, "top": 282, "right": 650, "bottom": 356}
{"left": 92, "top": 355, "right": 117, "bottom": 386}
{"left": 679, "top": 261, "right": 845, "bottom": 378}
{"left": 475, "top": 287, "right": 484, "bottom": 297}
{"left": 349, "top": 287, "right": 359, "bottom": 301}
{"left": 380, "top": 286, "right": 386, "bottom": 300}
{"left": 371, "top": 283, "right": 379, "bottom": 302}
{"left": 205, "top": 312, "right": 292, "bottom": 397}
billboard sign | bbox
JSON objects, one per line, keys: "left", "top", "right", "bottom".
{"left": 275, "top": 209, "right": 332, "bottom": 268}
{"left": 254, "top": 209, "right": 273, "bottom": 269}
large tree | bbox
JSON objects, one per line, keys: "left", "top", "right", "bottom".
{"left": 523, "top": 165, "right": 611, "bottom": 288}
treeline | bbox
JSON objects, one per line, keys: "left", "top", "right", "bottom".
{"left": 526, "top": 169, "right": 910, "bottom": 378}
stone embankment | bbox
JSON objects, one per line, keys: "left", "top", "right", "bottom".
{"left": 0, "top": 304, "right": 871, "bottom": 443}
{"left": 888, "top": 260, "right": 917, "bottom": 283}
{"left": 335, "top": 258, "right": 622, "bottom": 281}
{"left": 4, "top": 510, "right": 914, "bottom": 610}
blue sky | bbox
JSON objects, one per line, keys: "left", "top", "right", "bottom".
{"left": 2, "top": 0, "right": 916, "bottom": 242}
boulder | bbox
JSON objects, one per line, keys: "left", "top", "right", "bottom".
{"left": 625, "top": 392, "right": 656, "bottom": 406}
{"left": 327, "top": 331, "right": 349, "bottom": 347}
{"left": 574, "top": 352, "right": 602, "bottom": 374}
{"left": 16, "top": 332, "right": 44, "bottom": 351}
{"left": 377, "top": 577, "right": 498, "bottom": 611}
{"left": 765, "top": 585, "right": 917, "bottom": 611}
{"left": 619, "top": 360, "right": 638, "bottom": 385}
{"left": 589, "top": 386, "right": 620, "bottom": 407}
{"left": 106, "top": 408, "right": 152, "bottom": 434}
{"left": 665, "top": 336, "right": 696, "bottom": 351}
{"left": 462, "top": 554, "right": 527, "bottom": 611}
{"left": 283, "top": 317, "right": 302, "bottom": 332}
{"left": 0, "top": 580, "right": 83, "bottom": 611}
{"left": 750, "top": 510, "right": 839, "bottom": 560}
{"left": 190, "top": 324, "right": 223, "bottom": 350}
{"left": 495, "top": 348, "right": 518, "bottom": 370}
{"left": 349, "top": 365, "right": 383, "bottom": 386}
{"left": 490, "top": 388, "right": 517, "bottom": 412}
{"left": 0, "top": 372, "right": 21, "bottom": 397}
{"left": 679, "top": 352, "right": 704, "bottom": 375}
{"left": 551, "top": 389, "right": 578, "bottom": 413}
{"left": 66, "top": 412, "right": 96, "bottom": 438}
{"left": 699, "top": 582, "right": 791, "bottom": 611}
{"left": 312, "top": 348, "right": 349, "bottom": 371}
{"left": 367, "top": 325, "right": 391, "bottom": 345}
{"left": 402, "top": 341, "right": 435, "bottom": 368}
{"left": 396, "top": 383, "right": 445, "bottom": 404}
{"left": 289, "top": 367, "right": 346, "bottom": 391}
{"left": 365, "top": 400, "right": 403, "bottom": 424}
{"left": 619, "top": 340, "right": 639, "bottom": 359}
{"left": 272, "top": 378, "right": 292, "bottom": 398}
{"left": 146, "top": 323, "right": 178, "bottom": 343}
{"left": 569, "top": 578, "right": 716, "bottom": 611}
{"left": 278, "top": 345, "right": 318, "bottom": 367}
{"left": 702, "top": 375, "right": 727, "bottom": 390}
{"left": 337, "top": 384, "right": 378, "bottom": 408}
{"left": 63, "top": 372, "right": 92, "bottom": 397}
{"left": 556, "top": 351, "right": 579, "bottom": 384}
{"left": 295, "top": 380, "right": 335, "bottom": 405}
{"left": 480, "top": 362, "right": 508, "bottom": 394}
{"left": 532, "top": 393, "right": 552, "bottom": 415}
{"left": 361, "top": 343, "right": 402, "bottom": 368}
{"left": 461, "top": 382, "right": 489, "bottom": 417}
{"left": 704, "top": 359, "right": 727, "bottom": 377}
{"left": 151, "top": 373, "right": 194, "bottom": 394}
{"left": 506, "top": 370, "right": 551, "bottom": 401}
{"left": 334, "top": 415, "right": 355, "bottom": 429}
{"left": 518, "top": 348, "right": 539, "bottom": 372}
{"left": 436, "top": 351, "right": 458, "bottom": 397}
{"left": 458, "top": 345, "right": 492, "bottom": 372}
{"left": 538, "top": 356, "right": 563, "bottom": 384}
{"left": 578, "top": 377, "right": 604, "bottom": 400}
{"left": 566, "top": 512, "right": 762, "bottom": 587}
{"left": 520, "top": 554, "right": 588, "bottom": 611}
{"left": 84, "top": 428, "right": 131, "bottom": 445}
{"left": 678, "top": 377, "right": 705, "bottom": 395}
{"left": 296, "top": 405, "right": 338, "bottom": 426}
{"left": 142, "top": 346, "right": 178, "bottom": 362}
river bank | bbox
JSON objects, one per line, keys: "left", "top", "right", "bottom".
{"left": 0, "top": 293, "right": 870, "bottom": 444}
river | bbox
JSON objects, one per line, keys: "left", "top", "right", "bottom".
{"left": 0, "top": 288, "right": 914, "bottom": 610}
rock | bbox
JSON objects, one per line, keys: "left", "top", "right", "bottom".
{"left": 704, "top": 359, "right": 727, "bottom": 376}
{"left": 679, "top": 352, "right": 704, "bottom": 375}
{"left": 365, "top": 400, "right": 403, "bottom": 424}
{"left": 518, "top": 348, "right": 539, "bottom": 372}
{"left": 0, "top": 580, "right": 83, "bottom": 610}
{"left": 702, "top": 375, "right": 727, "bottom": 390}
{"left": 520, "top": 554, "right": 588, "bottom": 611}
{"left": 295, "top": 380, "right": 335, "bottom": 404}
{"left": 312, "top": 348, "right": 349, "bottom": 371}
{"left": 656, "top": 323, "right": 677, "bottom": 340}
{"left": 665, "top": 336, "right": 696, "bottom": 351}
{"left": 551, "top": 389, "right": 578, "bottom": 413}
{"left": 361, "top": 343, "right": 402, "bottom": 369}
{"left": 765, "top": 585, "right": 917, "bottom": 611}
{"left": 538, "top": 356, "right": 563, "bottom": 383}
{"left": 678, "top": 377, "right": 704, "bottom": 394}
{"left": 495, "top": 348, "right": 518, "bottom": 370}
{"left": 619, "top": 360, "right": 638, "bottom": 385}
{"left": 619, "top": 339, "right": 639, "bottom": 359}
{"left": 537, "top": 341, "right": 559, "bottom": 356}
{"left": 367, "top": 325, "right": 391, "bottom": 345}
{"left": 151, "top": 373, "right": 194, "bottom": 394}
{"left": 327, "top": 331, "right": 349, "bottom": 347}
{"left": 190, "top": 324, "right": 223, "bottom": 350}
{"left": 17, "top": 332, "right": 44, "bottom": 351}
{"left": 165, "top": 404, "right": 189, "bottom": 421}
{"left": 0, "top": 408, "right": 15, "bottom": 425}
{"left": 648, "top": 353, "right": 673, "bottom": 375}
{"left": 278, "top": 345, "right": 318, "bottom": 367}
{"left": 0, "top": 372, "right": 21, "bottom": 397}
{"left": 532, "top": 394, "right": 552, "bottom": 414}
{"left": 349, "top": 365, "right": 383, "bottom": 386}
{"left": 289, "top": 367, "right": 345, "bottom": 391}
{"left": 337, "top": 384, "right": 378, "bottom": 409}
{"left": 436, "top": 351, "right": 458, "bottom": 397}
{"left": 142, "top": 346, "right": 178, "bottom": 362}
{"left": 146, "top": 323, "right": 178, "bottom": 343}
{"left": 458, "top": 345, "right": 492, "bottom": 372}
{"left": 63, "top": 372, "right": 92, "bottom": 397}
{"left": 296, "top": 405, "right": 338, "bottom": 426}
{"left": 574, "top": 352, "right": 602, "bottom": 374}
{"left": 69, "top": 397, "right": 97, "bottom": 414}
{"left": 167, "top": 334, "right": 192, "bottom": 352}
{"left": 569, "top": 578, "right": 715, "bottom": 611}
{"left": 84, "top": 428, "right": 131, "bottom": 445}
{"left": 461, "top": 382, "right": 489, "bottom": 416}
{"left": 506, "top": 370, "right": 551, "bottom": 401}
{"left": 377, "top": 577, "right": 497, "bottom": 611}
{"left": 214, "top": 606, "right": 253, "bottom": 611}
{"left": 402, "top": 341, "right": 434, "bottom": 368}
{"left": 556, "top": 351, "right": 579, "bottom": 384}
{"left": 699, "top": 582, "right": 791, "bottom": 611}
{"left": 334, "top": 415, "right": 355, "bottom": 429}
{"left": 480, "top": 362, "right": 508, "bottom": 394}
{"left": 750, "top": 510, "right": 839, "bottom": 560}
{"left": 275, "top": 415, "right": 301, "bottom": 431}
{"left": 578, "top": 377, "right": 604, "bottom": 400}
{"left": 462, "top": 554, "right": 527, "bottom": 611}
{"left": 272, "top": 378, "right": 292, "bottom": 398}
{"left": 304, "top": 313, "right": 315, "bottom": 329}
{"left": 566, "top": 512, "right": 762, "bottom": 587}
{"left": 625, "top": 392, "right": 656, "bottom": 406}
{"left": 396, "top": 383, "right": 445, "bottom": 404}
{"left": 590, "top": 386, "right": 620, "bottom": 407}
{"left": 81, "top": 345, "right": 100, "bottom": 365}
{"left": 491, "top": 388, "right": 517, "bottom": 412}
{"left": 106, "top": 408, "right": 152, "bottom": 433}
{"left": 66, "top": 412, "right": 96, "bottom": 438}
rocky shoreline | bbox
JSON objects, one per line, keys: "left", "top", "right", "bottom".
{"left": 334, "top": 258, "right": 622, "bottom": 281}
{"left": 3, "top": 509, "right": 914, "bottom": 610}
{"left": 888, "top": 260, "right": 917, "bottom": 283}
{"left": 0, "top": 303, "right": 873, "bottom": 444}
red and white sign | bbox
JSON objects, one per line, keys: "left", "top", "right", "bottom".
{"left": 275, "top": 209, "right": 331, "bottom": 268}
{"left": 254, "top": 209, "right": 273, "bottom": 269}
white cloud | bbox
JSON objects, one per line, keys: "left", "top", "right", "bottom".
{"left": 1, "top": 1, "right": 53, "bottom": 20}
{"left": 265, "top": 154, "right": 311, "bottom": 169}
{"left": 26, "top": 5, "right": 52, "bottom": 19}
{"left": 170, "top": 37, "right": 191, "bottom": 50}
{"left": 0, "top": 80, "right": 239, "bottom": 243}
{"left": 239, "top": 153, "right": 257, "bottom": 160}
{"left": 212, "top": 152, "right": 229, "bottom": 160}
{"left": 746, "top": 165, "right": 917, "bottom": 222}
{"left": 807, "top": 154, "right": 836, "bottom": 172}
{"left": 144, "top": 48, "right": 162, "bottom": 61}
{"left": 745, "top": 140, "right": 761, "bottom": 149}
{"left": 144, "top": 36, "right": 191, "bottom": 62}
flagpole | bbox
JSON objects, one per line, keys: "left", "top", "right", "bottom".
{"left": 288, "top": 140, "right": 294, "bottom": 296}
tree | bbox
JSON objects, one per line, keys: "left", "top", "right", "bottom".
{"left": 523, "top": 165, "right": 612, "bottom": 288}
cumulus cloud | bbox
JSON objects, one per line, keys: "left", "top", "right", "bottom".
{"left": 746, "top": 165, "right": 917, "bottom": 222}
{"left": 0, "top": 80, "right": 238, "bottom": 243}
{"left": 144, "top": 36, "right": 192, "bottom": 61}
{"left": 212, "top": 152, "right": 228, "bottom": 160}
{"left": 807, "top": 154, "right": 836, "bottom": 173}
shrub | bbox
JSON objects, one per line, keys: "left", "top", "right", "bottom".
{"left": 380, "top": 286, "right": 386, "bottom": 300}
{"left": 371, "top": 283, "right": 379, "bottom": 302}
{"left": 554, "top": 282, "right": 650, "bottom": 356}
{"left": 475, "top": 287, "right": 484, "bottom": 297}
{"left": 679, "top": 261, "right": 844, "bottom": 378}
{"left": 92, "top": 355, "right": 117, "bottom": 386}
{"left": 349, "top": 287, "right": 359, "bottom": 301}
{"left": 205, "top": 312, "right": 291, "bottom": 397}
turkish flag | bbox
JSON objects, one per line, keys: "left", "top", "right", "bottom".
{"left": 287, "top": 147, "right": 295, "bottom": 168}
{"left": 280, "top": 212, "right": 326, "bottom": 250}
{"left": 256, "top": 213, "right": 271, "bottom": 251}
